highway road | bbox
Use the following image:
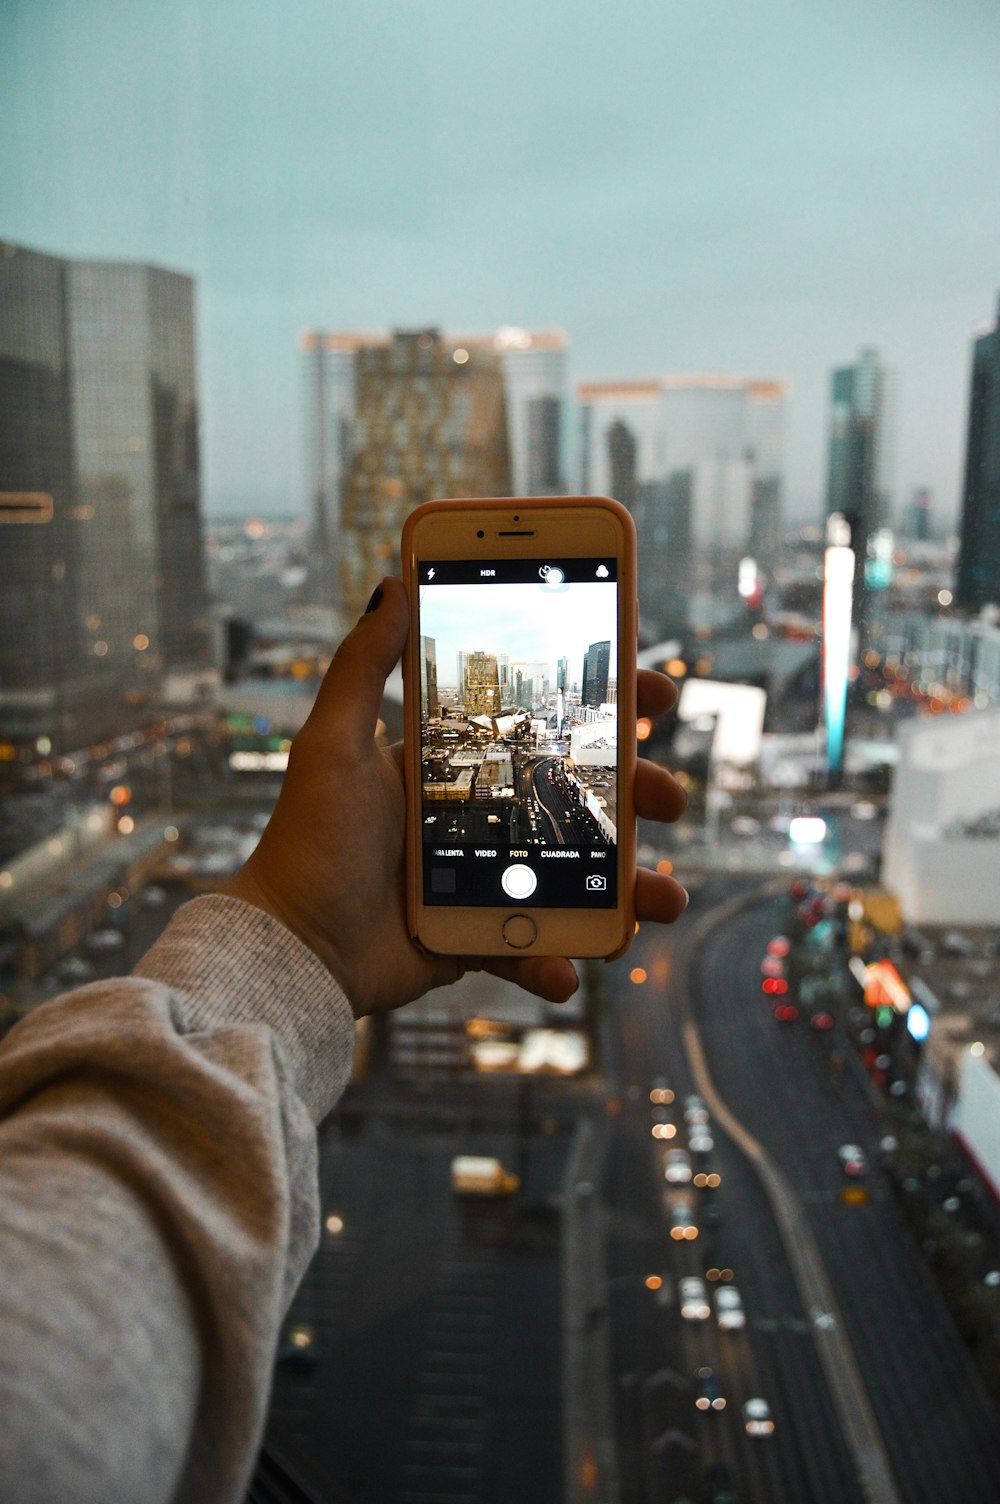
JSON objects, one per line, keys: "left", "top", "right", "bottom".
{"left": 601, "top": 874, "right": 1000, "bottom": 1502}
{"left": 522, "top": 754, "right": 606, "bottom": 848}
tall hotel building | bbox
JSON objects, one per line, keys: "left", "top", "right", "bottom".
{"left": 300, "top": 326, "right": 568, "bottom": 619}
{"left": 824, "top": 346, "right": 895, "bottom": 636}
{"left": 577, "top": 375, "right": 786, "bottom": 639}
{"left": 0, "top": 241, "right": 210, "bottom": 754}
{"left": 956, "top": 298, "right": 1000, "bottom": 612}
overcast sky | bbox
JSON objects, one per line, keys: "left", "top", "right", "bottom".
{"left": 2, "top": 0, "right": 998, "bottom": 528}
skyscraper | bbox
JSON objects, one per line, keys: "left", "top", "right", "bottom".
{"left": 577, "top": 375, "right": 786, "bottom": 635}
{"left": 824, "top": 346, "right": 895, "bottom": 636}
{"left": 463, "top": 651, "right": 501, "bottom": 716}
{"left": 956, "top": 299, "right": 1000, "bottom": 612}
{"left": 581, "top": 640, "right": 611, "bottom": 707}
{"left": 301, "top": 325, "right": 568, "bottom": 620}
{"left": 0, "top": 240, "right": 210, "bottom": 753}
{"left": 420, "top": 635, "right": 440, "bottom": 719}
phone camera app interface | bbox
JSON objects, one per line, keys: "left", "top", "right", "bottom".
{"left": 418, "top": 558, "right": 618, "bottom": 909}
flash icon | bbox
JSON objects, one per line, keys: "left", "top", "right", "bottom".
{"left": 427, "top": 567, "right": 435, "bottom": 580}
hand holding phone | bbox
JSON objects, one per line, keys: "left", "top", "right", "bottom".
{"left": 225, "top": 564, "right": 686, "bottom": 1018}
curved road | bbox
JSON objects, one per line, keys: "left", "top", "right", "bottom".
{"left": 603, "top": 875, "right": 1000, "bottom": 1503}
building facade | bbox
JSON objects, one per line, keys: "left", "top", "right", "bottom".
{"left": 1, "top": 241, "right": 210, "bottom": 754}
{"left": 824, "top": 346, "right": 895, "bottom": 639}
{"left": 581, "top": 639, "right": 611, "bottom": 707}
{"left": 577, "top": 375, "right": 786, "bottom": 639}
{"left": 420, "top": 635, "right": 440, "bottom": 719}
{"left": 463, "top": 651, "right": 501, "bottom": 716}
{"left": 956, "top": 299, "right": 1000, "bottom": 612}
{"left": 301, "top": 326, "right": 568, "bottom": 621}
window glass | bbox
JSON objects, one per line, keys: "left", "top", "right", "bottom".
{"left": 3, "top": 3, "right": 1000, "bottom": 1500}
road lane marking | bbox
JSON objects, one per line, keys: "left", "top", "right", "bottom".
{"left": 676, "top": 886, "right": 904, "bottom": 1504}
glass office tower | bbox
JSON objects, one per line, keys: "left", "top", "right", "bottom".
{"left": 577, "top": 374, "right": 786, "bottom": 638}
{"left": 956, "top": 298, "right": 1000, "bottom": 612}
{"left": 0, "top": 241, "right": 210, "bottom": 753}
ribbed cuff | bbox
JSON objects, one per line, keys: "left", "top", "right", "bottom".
{"left": 134, "top": 895, "right": 357, "bottom": 1123}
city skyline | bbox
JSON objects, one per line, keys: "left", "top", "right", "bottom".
{"left": 3, "top": 1, "right": 998, "bottom": 529}
{"left": 419, "top": 580, "right": 618, "bottom": 696}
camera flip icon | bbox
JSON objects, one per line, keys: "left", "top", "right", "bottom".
{"left": 585, "top": 874, "right": 607, "bottom": 892}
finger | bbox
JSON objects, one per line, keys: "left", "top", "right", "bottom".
{"left": 637, "top": 669, "right": 678, "bottom": 717}
{"left": 306, "top": 576, "right": 409, "bottom": 756}
{"left": 476, "top": 954, "right": 580, "bottom": 1004}
{"left": 635, "top": 865, "right": 689, "bottom": 924}
{"left": 635, "top": 759, "right": 688, "bottom": 822}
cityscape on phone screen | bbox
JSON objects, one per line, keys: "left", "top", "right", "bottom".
{"left": 418, "top": 558, "right": 618, "bottom": 908}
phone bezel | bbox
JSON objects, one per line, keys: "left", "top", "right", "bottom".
{"left": 402, "top": 495, "right": 637, "bottom": 959}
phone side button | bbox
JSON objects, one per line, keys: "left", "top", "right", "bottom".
{"left": 501, "top": 914, "right": 538, "bottom": 950}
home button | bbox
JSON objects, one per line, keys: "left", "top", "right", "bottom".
{"left": 502, "top": 914, "right": 537, "bottom": 950}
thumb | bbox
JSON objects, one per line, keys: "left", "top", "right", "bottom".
{"left": 307, "top": 577, "right": 409, "bottom": 754}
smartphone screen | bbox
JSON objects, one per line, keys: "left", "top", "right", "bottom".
{"left": 416, "top": 555, "right": 620, "bottom": 909}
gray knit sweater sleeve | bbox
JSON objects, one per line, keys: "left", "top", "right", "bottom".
{"left": 0, "top": 894, "right": 357, "bottom": 1504}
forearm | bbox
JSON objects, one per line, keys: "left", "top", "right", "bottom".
{"left": 0, "top": 896, "right": 356, "bottom": 1504}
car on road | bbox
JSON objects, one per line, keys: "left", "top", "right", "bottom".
{"left": 689, "top": 1129, "right": 714, "bottom": 1155}
{"left": 742, "top": 1397, "right": 775, "bottom": 1437}
{"left": 679, "top": 1277, "right": 711, "bottom": 1320}
{"left": 714, "top": 1284, "right": 746, "bottom": 1330}
{"left": 684, "top": 1094, "right": 709, "bottom": 1126}
{"left": 664, "top": 1148, "right": 692, "bottom": 1183}
{"left": 694, "top": 1365, "right": 727, "bottom": 1411}
{"left": 668, "top": 1198, "right": 698, "bottom": 1239}
{"left": 838, "top": 1143, "right": 868, "bottom": 1177}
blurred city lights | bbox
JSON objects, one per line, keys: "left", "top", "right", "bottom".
{"left": 630, "top": 967, "right": 648, "bottom": 984}
{"left": 789, "top": 816, "right": 827, "bottom": 845}
{"left": 822, "top": 528, "right": 855, "bottom": 779}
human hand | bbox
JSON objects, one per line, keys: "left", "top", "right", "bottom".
{"left": 223, "top": 577, "right": 688, "bottom": 1019}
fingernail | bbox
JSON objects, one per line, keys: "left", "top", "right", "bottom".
{"left": 364, "top": 583, "right": 384, "bottom": 614}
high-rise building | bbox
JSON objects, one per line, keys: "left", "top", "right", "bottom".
{"left": 463, "top": 651, "right": 501, "bottom": 716}
{"left": 301, "top": 326, "right": 568, "bottom": 619}
{"left": 577, "top": 375, "right": 786, "bottom": 636}
{"left": 510, "top": 661, "right": 548, "bottom": 710}
{"left": 420, "top": 635, "right": 439, "bottom": 719}
{"left": 635, "top": 473, "right": 694, "bottom": 641}
{"left": 901, "top": 488, "right": 934, "bottom": 542}
{"left": 581, "top": 639, "right": 611, "bottom": 707}
{"left": 0, "top": 240, "right": 210, "bottom": 753}
{"left": 956, "top": 299, "right": 1000, "bottom": 612}
{"left": 824, "top": 346, "right": 895, "bottom": 636}
{"left": 299, "top": 332, "right": 357, "bottom": 609}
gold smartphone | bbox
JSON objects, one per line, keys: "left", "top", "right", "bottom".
{"left": 402, "top": 496, "right": 637, "bottom": 959}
